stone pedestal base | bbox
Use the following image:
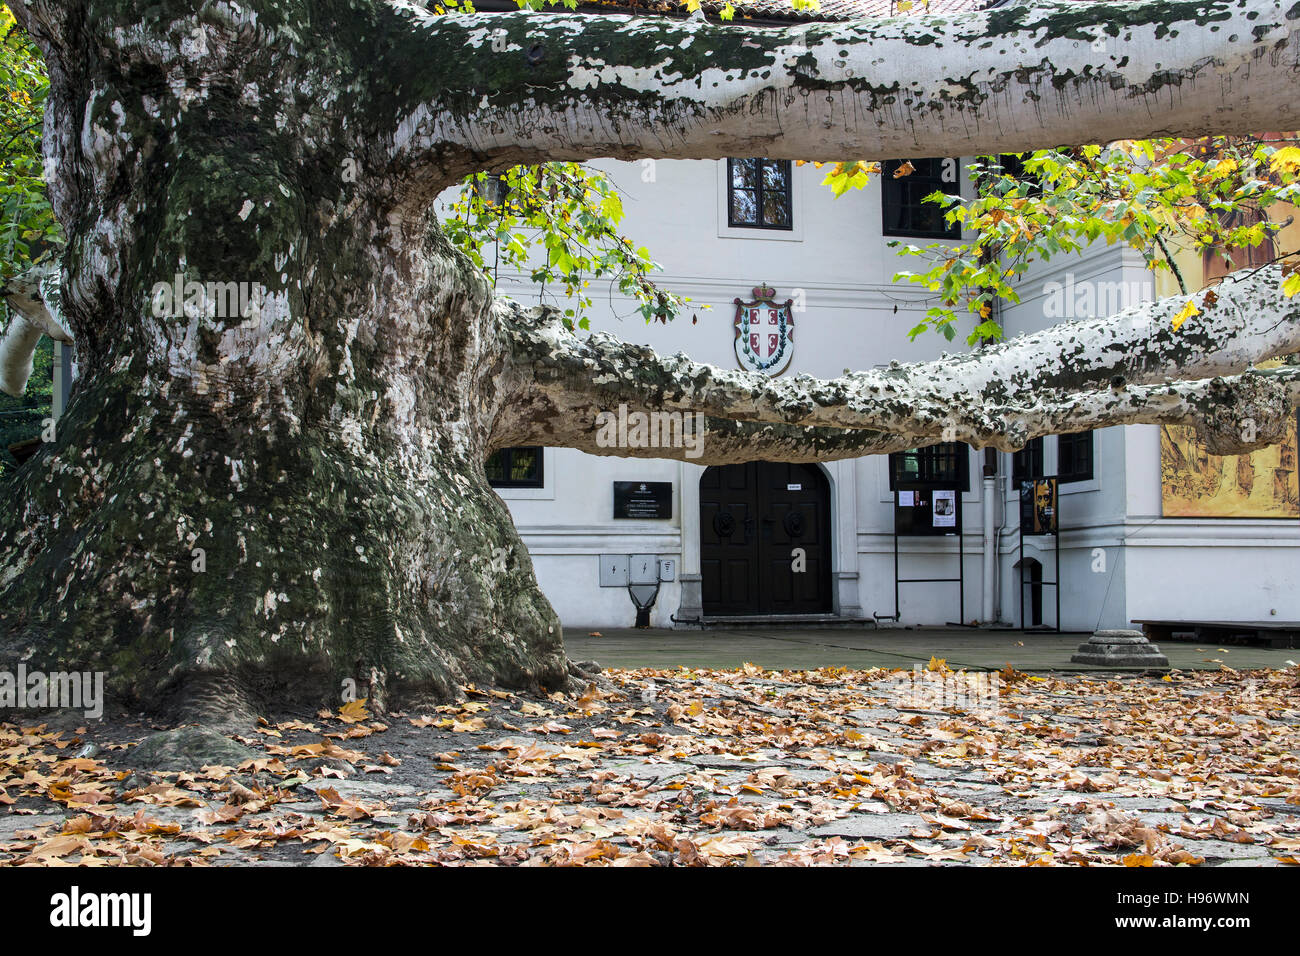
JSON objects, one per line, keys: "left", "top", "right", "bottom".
{"left": 1070, "top": 629, "right": 1170, "bottom": 668}
{"left": 673, "top": 573, "right": 703, "bottom": 627}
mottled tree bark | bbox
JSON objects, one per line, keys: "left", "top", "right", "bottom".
{"left": 0, "top": 0, "right": 572, "bottom": 720}
{"left": 387, "top": 1, "right": 1300, "bottom": 177}
{"left": 498, "top": 264, "right": 1300, "bottom": 459}
{"left": 2, "top": 0, "right": 1298, "bottom": 720}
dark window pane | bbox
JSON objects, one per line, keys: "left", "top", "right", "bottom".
{"left": 509, "top": 447, "right": 538, "bottom": 482}
{"left": 889, "top": 442, "right": 968, "bottom": 490}
{"left": 761, "top": 161, "right": 787, "bottom": 190}
{"left": 731, "top": 158, "right": 757, "bottom": 190}
{"left": 1059, "top": 431, "right": 1094, "bottom": 484}
{"left": 912, "top": 203, "right": 944, "bottom": 235}
{"left": 474, "top": 173, "right": 510, "bottom": 206}
{"left": 762, "top": 193, "right": 789, "bottom": 226}
{"left": 1012, "top": 437, "right": 1045, "bottom": 485}
{"left": 487, "top": 446, "right": 544, "bottom": 488}
{"left": 731, "top": 188, "right": 757, "bottom": 225}
{"left": 881, "top": 157, "right": 961, "bottom": 239}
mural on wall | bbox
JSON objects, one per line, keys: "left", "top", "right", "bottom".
{"left": 1160, "top": 416, "right": 1300, "bottom": 518}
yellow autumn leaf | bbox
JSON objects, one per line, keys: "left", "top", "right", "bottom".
{"left": 1268, "top": 146, "right": 1300, "bottom": 177}
{"left": 1282, "top": 272, "right": 1300, "bottom": 298}
{"left": 926, "top": 655, "right": 947, "bottom": 672}
{"left": 338, "top": 698, "right": 371, "bottom": 723}
{"left": 1171, "top": 299, "right": 1199, "bottom": 332}
{"left": 1212, "top": 157, "right": 1238, "bottom": 177}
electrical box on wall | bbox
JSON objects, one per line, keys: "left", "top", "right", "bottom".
{"left": 629, "top": 554, "right": 659, "bottom": 585}
{"left": 658, "top": 558, "right": 675, "bottom": 582}
{"left": 598, "top": 554, "right": 629, "bottom": 587}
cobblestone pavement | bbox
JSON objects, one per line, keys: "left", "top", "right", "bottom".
{"left": 2, "top": 663, "right": 1298, "bottom": 866}
{"left": 565, "top": 627, "right": 1300, "bottom": 672}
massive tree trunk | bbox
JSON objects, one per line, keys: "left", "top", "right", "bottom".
{"left": 2, "top": 0, "right": 1298, "bottom": 720}
{"left": 0, "top": 0, "right": 573, "bottom": 719}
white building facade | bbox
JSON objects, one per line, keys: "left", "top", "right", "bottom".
{"left": 476, "top": 154, "right": 1300, "bottom": 633}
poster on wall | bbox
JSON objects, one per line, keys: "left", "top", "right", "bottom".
{"left": 1019, "top": 478, "right": 1058, "bottom": 535}
{"left": 932, "top": 490, "right": 957, "bottom": 527}
{"left": 1160, "top": 417, "right": 1300, "bottom": 518}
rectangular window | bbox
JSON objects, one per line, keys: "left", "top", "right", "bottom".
{"left": 881, "top": 157, "right": 962, "bottom": 239}
{"left": 1012, "top": 437, "right": 1045, "bottom": 486}
{"left": 890, "top": 442, "right": 969, "bottom": 491}
{"left": 1058, "top": 431, "right": 1094, "bottom": 484}
{"left": 978, "top": 153, "right": 1044, "bottom": 199}
{"left": 486, "top": 446, "right": 544, "bottom": 488}
{"left": 728, "top": 158, "right": 793, "bottom": 230}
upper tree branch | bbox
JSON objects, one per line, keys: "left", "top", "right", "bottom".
{"left": 380, "top": 0, "right": 1300, "bottom": 191}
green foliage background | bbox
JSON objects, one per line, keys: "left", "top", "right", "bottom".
{"left": 0, "top": 4, "right": 57, "bottom": 479}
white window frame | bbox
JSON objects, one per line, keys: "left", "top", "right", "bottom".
{"left": 716, "top": 159, "right": 805, "bottom": 242}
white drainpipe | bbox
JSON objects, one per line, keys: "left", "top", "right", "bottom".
{"left": 981, "top": 457, "right": 997, "bottom": 625}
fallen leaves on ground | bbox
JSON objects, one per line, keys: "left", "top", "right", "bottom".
{"left": 1, "top": 664, "right": 1298, "bottom": 866}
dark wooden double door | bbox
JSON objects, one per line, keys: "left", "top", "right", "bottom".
{"left": 700, "top": 461, "right": 832, "bottom": 616}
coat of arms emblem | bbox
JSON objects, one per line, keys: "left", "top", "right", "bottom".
{"left": 733, "top": 283, "right": 794, "bottom": 376}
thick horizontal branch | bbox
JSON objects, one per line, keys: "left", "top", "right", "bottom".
{"left": 489, "top": 385, "right": 902, "bottom": 466}
{"left": 382, "top": 0, "right": 1300, "bottom": 187}
{"left": 496, "top": 343, "right": 1300, "bottom": 462}
{"left": 1013, "top": 367, "right": 1300, "bottom": 455}
{"left": 500, "top": 264, "right": 1300, "bottom": 450}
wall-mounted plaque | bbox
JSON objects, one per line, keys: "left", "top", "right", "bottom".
{"left": 614, "top": 481, "right": 673, "bottom": 519}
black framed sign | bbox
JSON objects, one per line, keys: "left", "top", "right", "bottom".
{"left": 894, "top": 483, "right": 962, "bottom": 536}
{"left": 1017, "top": 475, "right": 1061, "bottom": 631}
{"left": 889, "top": 482, "right": 966, "bottom": 624}
{"left": 613, "top": 481, "right": 673, "bottom": 520}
